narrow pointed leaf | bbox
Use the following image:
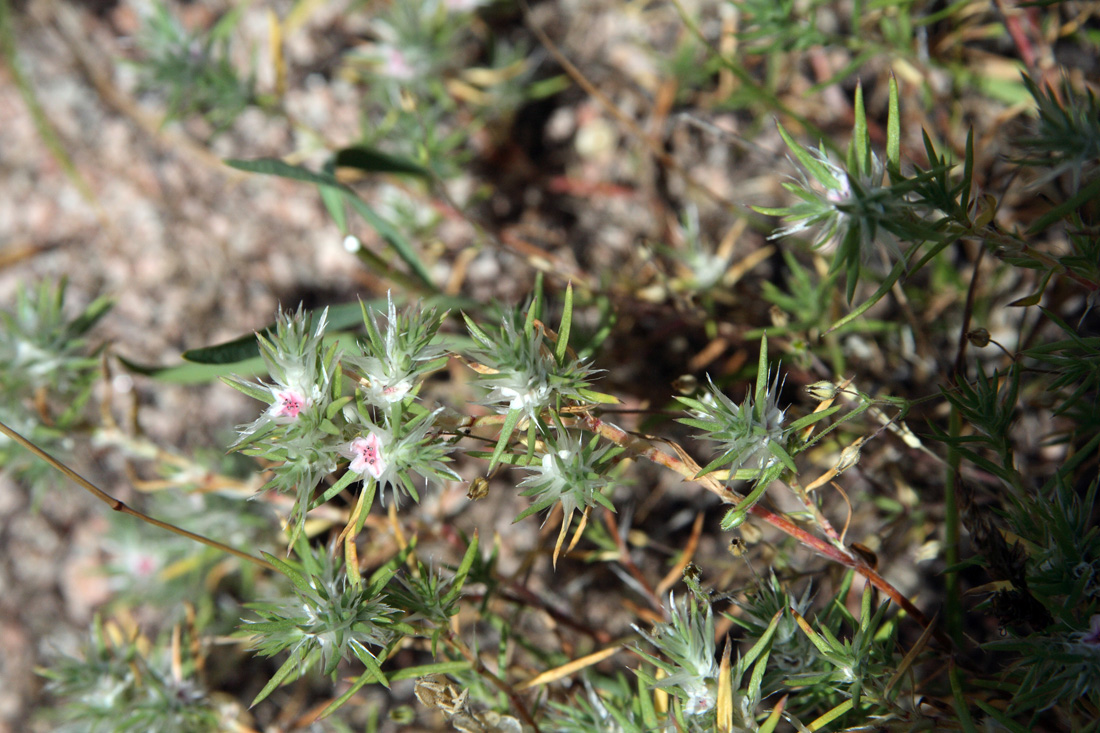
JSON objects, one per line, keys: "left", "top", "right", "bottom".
{"left": 556, "top": 282, "right": 573, "bottom": 362}
{"left": 489, "top": 408, "right": 524, "bottom": 473}
{"left": 334, "top": 145, "right": 431, "bottom": 178}
{"left": 778, "top": 124, "right": 840, "bottom": 188}
{"left": 251, "top": 654, "right": 303, "bottom": 706}
{"left": 848, "top": 82, "right": 868, "bottom": 176}
{"left": 886, "top": 76, "right": 900, "bottom": 170}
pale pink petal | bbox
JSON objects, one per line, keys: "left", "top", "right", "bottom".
{"left": 349, "top": 433, "right": 386, "bottom": 479}
{"left": 270, "top": 388, "right": 309, "bottom": 419}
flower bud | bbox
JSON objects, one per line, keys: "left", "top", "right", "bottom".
{"left": 836, "top": 441, "right": 862, "bottom": 473}
{"left": 807, "top": 381, "right": 839, "bottom": 401}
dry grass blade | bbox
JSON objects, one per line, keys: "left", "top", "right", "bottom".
{"left": 516, "top": 644, "right": 622, "bottom": 690}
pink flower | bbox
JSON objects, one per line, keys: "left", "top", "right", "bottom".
{"left": 1083, "top": 614, "right": 1100, "bottom": 645}
{"left": 270, "top": 388, "right": 309, "bottom": 420}
{"left": 348, "top": 433, "right": 386, "bottom": 479}
{"left": 382, "top": 46, "right": 416, "bottom": 81}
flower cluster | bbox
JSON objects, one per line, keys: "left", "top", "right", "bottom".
{"left": 224, "top": 307, "right": 343, "bottom": 539}
{"left": 677, "top": 371, "right": 790, "bottom": 484}
{"left": 352, "top": 0, "right": 485, "bottom": 88}
{"left": 227, "top": 306, "right": 337, "bottom": 449}
{"left": 633, "top": 594, "right": 719, "bottom": 718}
{"left": 764, "top": 138, "right": 908, "bottom": 273}
{"left": 339, "top": 403, "right": 458, "bottom": 507}
{"left": 244, "top": 542, "right": 397, "bottom": 692}
{"left": 343, "top": 294, "right": 448, "bottom": 408}
{"left": 0, "top": 280, "right": 108, "bottom": 490}
{"left": 515, "top": 428, "right": 620, "bottom": 524}
{"left": 466, "top": 306, "right": 600, "bottom": 426}
{"left": 755, "top": 83, "right": 941, "bottom": 303}
{"left": 41, "top": 618, "right": 227, "bottom": 732}
{"left": 225, "top": 298, "right": 458, "bottom": 541}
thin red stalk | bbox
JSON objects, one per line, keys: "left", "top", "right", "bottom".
{"left": 577, "top": 414, "right": 944, "bottom": 641}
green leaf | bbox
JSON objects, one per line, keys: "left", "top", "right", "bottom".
{"left": 222, "top": 373, "right": 275, "bottom": 402}
{"left": 261, "top": 553, "right": 313, "bottom": 594}
{"left": 767, "top": 440, "right": 797, "bottom": 473}
{"left": 886, "top": 75, "right": 900, "bottom": 170}
{"left": 351, "top": 645, "right": 390, "bottom": 688}
{"left": 119, "top": 354, "right": 265, "bottom": 383}
{"left": 825, "top": 257, "right": 908, "bottom": 335}
{"left": 721, "top": 475, "right": 771, "bottom": 530}
{"left": 67, "top": 295, "right": 114, "bottom": 337}
{"left": 961, "top": 128, "right": 975, "bottom": 214}
{"left": 393, "top": 661, "right": 472, "bottom": 683}
{"left": 556, "top": 282, "right": 573, "bottom": 363}
{"left": 251, "top": 653, "right": 305, "bottom": 706}
{"left": 320, "top": 665, "right": 382, "bottom": 718}
{"left": 743, "top": 609, "right": 782, "bottom": 670}
{"left": 575, "top": 388, "right": 621, "bottom": 405}
{"left": 344, "top": 195, "right": 435, "bottom": 289}
{"left": 526, "top": 274, "right": 544, "bottom": 334}
{"left": 787, "top": 406, "right": 841, "bottom": 431}
{"left": 1026, "top": 175, "right": 1100, "bottom": 235}
{"left": 849, "top": 81, "right": 869, "bottom": 177}
{"left": 971, "top": 699, "right": 1031, "bottom": 733}
{"left": 440, "top": 531, "right": 479, "bottom": 608}
{"left": 754, "top": 333, "right": 770, "bottom": 415}
{"left": 334, "top": 145, "right": 431, "bottom": 178}
{"left": 807, "top": 697, "right": 853, "bottom": 729}
{"left": 489, "top": 408, "right": 525, "bottom": 473}
{"left": 463, "top": 312, "right": 492, "bottom": 345}
{"left": 226, "top": 157, "right": 345, "bottom": 188}
{"left": 777, "top": 123, "right": 840, "bottom": 189}
{"left": 184, "top": 332, "right": 271, "bottom": 365}
{"left": 317, "top": 469, "right": 362, "bottom": 506}
{"left": 225, "top": 157, "right": 434, "bottom": 289}
{"left": 182, "top": 302, "right": 366, "bottom": 364}
{"left": 319, "top": 182, "right": 348, "bottom": 234}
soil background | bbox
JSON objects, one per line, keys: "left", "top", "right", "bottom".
{"left": 0, "top": 0, "right": 1070, "bottom": 730}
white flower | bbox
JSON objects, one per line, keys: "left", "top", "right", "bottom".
{"left": 498, "top": 382, "right": 552, "bottom": 413}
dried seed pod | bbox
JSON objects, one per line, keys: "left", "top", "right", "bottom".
{"left": 967, "top": 328, "right": 990, "bottom": 347}
{"left": 466, "top": 476, "right": 489, "bottom": 500}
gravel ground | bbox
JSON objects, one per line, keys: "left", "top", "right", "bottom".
{"left": 1, "top": 0, "right": 1070, "bottom": 730}
{"left": 0, "top": 1, "right": 698, "bottom": 728}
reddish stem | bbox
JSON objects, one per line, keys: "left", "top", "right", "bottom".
{"left": 577, "top": 414, "right": 945, "bottom": 643}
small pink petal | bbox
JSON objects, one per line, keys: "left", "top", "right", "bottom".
{"left": 349, "top": 433, "right": 386, "bottom": 479}
{"left": 134, "top": 555, "right": 157, "bottom": 577}
{"left": 385, "top": 47, "right": 415, "bottom": 80}
{"left": 271, "top": 389, "right": 308, "bottom": 419}
{"left": 1084, "top": 614, "right": 1100, "bottom": 645}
